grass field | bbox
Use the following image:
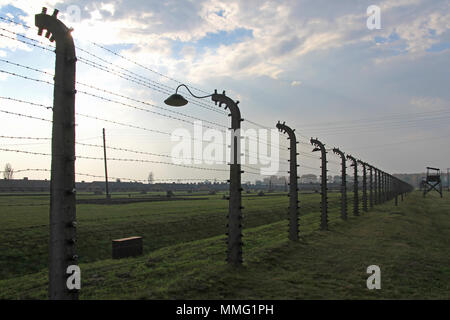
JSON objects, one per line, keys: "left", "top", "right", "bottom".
{"left": 0, "top": 190, "right": 448, "bottom": 299}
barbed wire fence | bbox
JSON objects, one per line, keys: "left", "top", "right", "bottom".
{"left": 0, "top": 10, "right": 414, "bottom": 299}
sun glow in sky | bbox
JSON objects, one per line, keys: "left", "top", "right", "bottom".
{"left": 0, "top": 0, "right": 449, "bottom": 183}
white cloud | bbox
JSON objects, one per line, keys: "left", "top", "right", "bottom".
{"left": 380, "top": 0, "right": 423, "bottom": 11}
{"left": 0, "top": 20, "right": 33, "bottom": 52}
{"left": 3, "top": 0, "right": 448, "bottom": 81}
{"left": 410, "top": 96, "right": 449, "bottom": 111}
{"left": 394, "top": 11, "right": 450, "bottom": 53}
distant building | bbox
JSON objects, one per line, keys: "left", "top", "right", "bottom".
{"left": 262, "top": 176, "right": 287, "bottom": 186}
{"left": 300, "top": 174, "right": 317, "bottom": 184}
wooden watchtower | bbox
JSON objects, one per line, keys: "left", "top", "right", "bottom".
{"left": 423, "top": 167, "right": 443, "bottom": 198}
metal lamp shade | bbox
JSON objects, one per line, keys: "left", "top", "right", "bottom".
{"left": 164, "top": 93, "right": 188, "bottom": 107}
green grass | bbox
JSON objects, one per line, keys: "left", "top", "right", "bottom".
{"left": 0, "top": 191, "right": 341, "bottom": 278}
{"left": 0, "top": 191, "right": 449, "bottom": 299}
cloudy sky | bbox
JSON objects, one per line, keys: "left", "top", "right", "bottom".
{"left": 0, "top": 0, "right": 449, "bottom": 183}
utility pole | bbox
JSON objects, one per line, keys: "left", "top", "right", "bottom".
{"left": 36, "top": 7, "right": 78, "bottom": 299}
{"left": 385, "top": 172, "right": 388, "bottom": 202}
{"left": 212, "top": 91, "right": 243, "bottom": 266}
{"left": 164, "top": 86, "right": 244, "bottom": 265}
{"left": 164, "top": 87, "right": 244, "bottom": 265}
{"left": 276, "top": 122, "right": 299, "bottom": 241}
{"left": 390, "top": 175, "right": 394, "bottom": 201}
{"left": 401, "top": 180, "right": 404, "bottom": 201}
{"left": 368, "top": 165, "right": 374, "bottom": 208}
{"left": 389, "top": 174, "right": 392, "bottom": 201}
{"left": 385, "top": 174, "right": 389, "bottom": 201}
{"left": 347, "top": 155, "right": 359, "bottom": 216}
{"left": 378, "top": 170, "right": 382, "bottom": 203}
{"left": 358, "top": 160, "right": 368, "bottom": 212}
{"left": 378, "top": 170, "right": 382, "bottom": 204}
{"left": 400, "top": 179, "right": 404, "bottom": 201}
{"left": 373, "top": 167, "right": 378, "bottom": 205}
{"left": 386, "top": 173, "right": 392, "bottom": 201}
{"left": 445, "top": 168, "right": 449, "bottom": 191}
{"left": 394, "top": 177, "right": 398, "bottom": 206}
{"left": 332, "top": 148, "right": 347, "bottom": 220}
{"left": 311, "top": 138, "right": 328, "bottom": 230}
{"left": 102, "top": 128, "right": 110, "bottom": 200}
